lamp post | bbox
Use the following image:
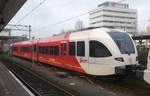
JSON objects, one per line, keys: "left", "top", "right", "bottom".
{"left": 147, "top": 19, "right": 150, "bottom": 48}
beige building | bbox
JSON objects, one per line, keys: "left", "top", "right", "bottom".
{"left": 145, "top": 26, "right": 150, "bottom": 48}
{"left": 147, "top": 26, "right": 150, "bottom": 35}
{"left": 89, "top": 2, "right": 137, "bottom": 35}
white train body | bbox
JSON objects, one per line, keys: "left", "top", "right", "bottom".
{"left": 144, "top": 51, "right": 150, "bottom": 84}
{"left": 70, "top": 28, "right": 138, "bottom": 75}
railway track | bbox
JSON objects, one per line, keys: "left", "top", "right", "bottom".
{"left": 1, "top": 59, "right": 75, "bottom": 96}
{"left": 1, "top": 55, "right": 150, "bottom": 96}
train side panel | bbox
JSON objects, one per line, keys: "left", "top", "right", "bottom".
{"left": 37, "top": 34, "right": 85, "bottom": 73}
{"left": 11, "top": 45, "right": 19, "bottom": 56}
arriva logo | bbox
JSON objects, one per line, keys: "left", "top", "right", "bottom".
{"left": 80, "top": 58, "right": 88, "bottom": 63}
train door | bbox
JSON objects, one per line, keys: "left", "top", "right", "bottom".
{"left": 88, "top": 40, "right": 113, "bottom": 75}
{"left": 76, "top": 40, "right": 89, "bottom": 73}
{"left": 61, "top": 41, "right": 68, "bottom": 68}
{"left": 61, "top": 43, "right": 67, "bottom": 56}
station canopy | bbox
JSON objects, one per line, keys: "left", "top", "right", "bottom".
{"left": 0, "top": 0, "right": 27, "bottom": 31}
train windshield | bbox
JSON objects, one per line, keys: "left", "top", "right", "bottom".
{"left": 108, "top": 31, "right": 135, "bottom": 54}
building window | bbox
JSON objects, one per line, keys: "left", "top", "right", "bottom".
{"left": 90, "top": 15, "right": 136, "bottom": 20}
{"left": 69, "top": 42, "right": 76, "bottom": 56}
{"left": 89, "top": 40, "right": 112, "bottom": 57}
{"left": 77, "top": 41, "right": 85, "bottom": 56}
{"left": 103, "top": 9, "right": 136, "bottom": 14}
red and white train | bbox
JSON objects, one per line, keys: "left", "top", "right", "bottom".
{"left": 10, "top": 28, "right": 138, "bottom": 76}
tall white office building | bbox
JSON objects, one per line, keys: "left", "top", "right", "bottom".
{"left": 89, "top": 2, "right": 137, "bottom": 35}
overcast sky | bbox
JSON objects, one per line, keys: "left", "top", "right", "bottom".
{"left": 8, "top": 0, "right": 150, "bottom": 38}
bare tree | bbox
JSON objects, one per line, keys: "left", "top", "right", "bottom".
{"left": 74, "top": 20, "right": 84, "bottom": 31}
{"left": 60, "top": 29, "right": 66, "bottom": 35}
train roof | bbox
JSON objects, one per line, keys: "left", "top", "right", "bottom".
{"left": 11, "top": 40, "right": 32, "bottom": 46}
{"left": 11, "top": 27, "right": 126, "bottom": 46}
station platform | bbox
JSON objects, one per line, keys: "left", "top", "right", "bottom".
{"left": 0, "top": 62, "right": 32, "bottom": 96}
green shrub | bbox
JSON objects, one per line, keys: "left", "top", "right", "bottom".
{"left": 138, "top": 51, "right": 149, "bottom": 66}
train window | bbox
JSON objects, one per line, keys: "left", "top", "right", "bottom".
{"left": 54, "top": 46, "right": 59, "bottom": 56}
{"left": 26, "top": 47, "right": 30, "bottom": 52}
{"left": 69, "top": 42, "right": 76, "bottom": 56}
{"left": 108, "top": 31, "right": 135, "bottom": 54}
{"left": 44, "top": 46, "right": 49, "bottom": 54}
{"left": 15, "top": 47, "right": 18, "bottom": 51}
{"left": 49, "top": 46, "right": 54, "bottom": 55}
{"left": 21, "top": 47, "right": 30, "bottom": 52}
{"left": 89, "top": 40, "right": 112, "bottom": 57}
{"left": 61, "top": 43, "right": 66, "bottom": 56}
{"left": 77, "top": 41, "right": 85, "bottom": 56}
{"left": 39, "top": 46, "right": 49, "bottom": 54}
{"left": 12, "top": 47, "right": 18, "bottom": 51}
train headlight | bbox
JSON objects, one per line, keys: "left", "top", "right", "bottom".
{"left": 115, "top": 57, "right": 124, "bottom": 62}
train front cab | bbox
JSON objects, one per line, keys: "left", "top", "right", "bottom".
{"left": 108, "top": 31, "right": 138, "bottom": 74}
{"left": 79, "top": 29, "right": 138, "bottom": 76}
{"left": 144, "top": 51, "right": 150, "bottom": 84}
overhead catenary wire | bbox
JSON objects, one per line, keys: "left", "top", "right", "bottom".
{"left": 15, "top": 0, "right": 75, "bottom": 25}
{"left": 15, "top": 0, "right": 48, "bottom": 24}
{"left": 9, "top": 0, "right": 77, "bottom": 38}
{"left": 33, "top": 11, "right": 90, "bottom": 32}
